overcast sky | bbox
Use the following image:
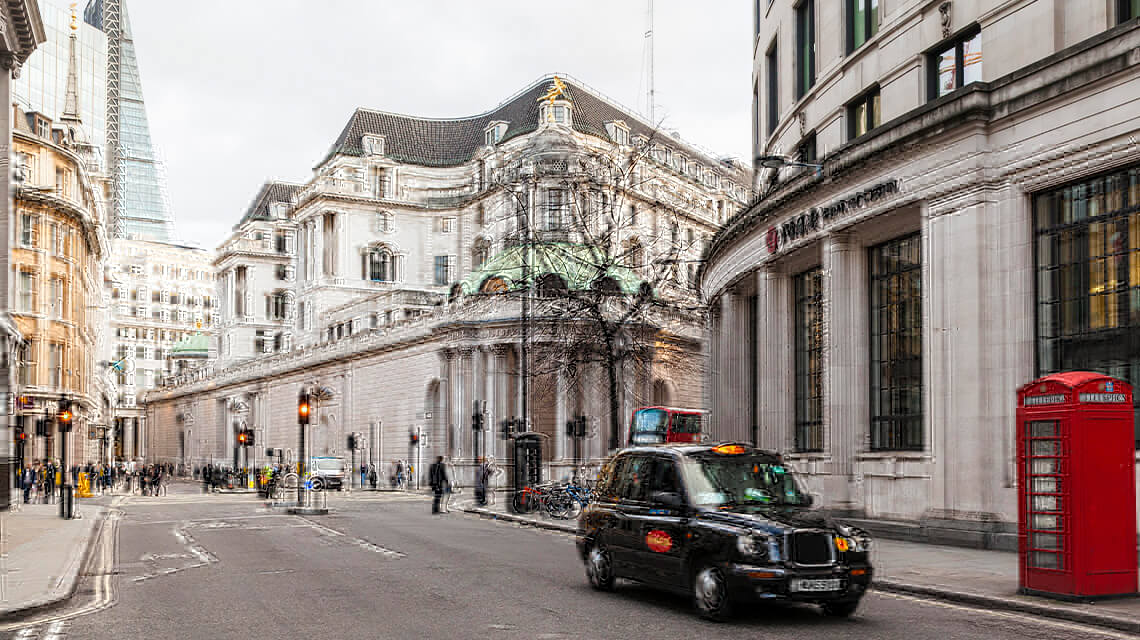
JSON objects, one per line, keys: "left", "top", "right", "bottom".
{"left": 122, "top": 1, "right": 752, "bottom": 249}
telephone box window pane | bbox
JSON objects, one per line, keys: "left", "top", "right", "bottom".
{"left": 1032, "top": 476, "right": 1062, "bottom": 494}
{"left": 1032, "top": 495, "right": 1061, "bottom": 512}
{"left": 1030, "top": 552, "right": 1063, "bottom": 570}
{"left": 1031, "top": 458, "right": 1060, "bottom": 475}
{"left": 1029, "top": 420, "right": 1058, "bottom": 437}
{"left": 1030, "top": 440, "right": 1061, "bottom": 457}
{"left": 1033, "top": 514, "right": 1062, "bottom": 531}
{"left": 1032, "top": 533, "right": 1062, "bottom": 551}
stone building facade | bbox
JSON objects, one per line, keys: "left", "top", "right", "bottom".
{"left": 147, "top": 75, "right": 749, "bottom": 484}
{"left": 11, "top": 103, "right": 108, "bottom": 469}
{"left": 702, "top": 2, "right": 1140, "bottom": 547}
{"left": 105, "top": 237, "right": 215, "bottom": 461}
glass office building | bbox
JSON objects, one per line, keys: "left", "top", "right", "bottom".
{"left": 85, "top": 0, "right": 176, "bottom": 242}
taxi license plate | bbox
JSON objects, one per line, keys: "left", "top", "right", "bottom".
{"left": 792, "top": 578, "right": 840, "bottom": 592}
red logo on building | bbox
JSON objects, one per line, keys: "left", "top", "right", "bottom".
{"left": 646, "top": 530, "right": 673, "bottom": 553}
{"left": 766, "top": 227, "right": 780, "bottom": 254}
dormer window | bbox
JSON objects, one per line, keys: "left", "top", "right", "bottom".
{"left": 362, "top": 134, "right": 385, "bottom": 156}
{"left": 540, "top": 102, "right": 572, "bottom": 125}
{"left": 484, "top": 121, "right": 508, "bottom": 146}
{"left": 655, "top": 145, "right": 673, "bottom": 165}
{"left": 605, "top": 121, "right": 630, "bottom": 146}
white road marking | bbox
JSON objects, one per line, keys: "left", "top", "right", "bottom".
{"left": 14, "top": 627, "right": 37, "bottom": 639}
{"left": 40, "top": 620, "right": 66, "bottom": 640}
{"left": 878, "top": 591, "right": 1140, "bottom": 639}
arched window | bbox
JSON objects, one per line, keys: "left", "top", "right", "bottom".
{"left": 472, "top": 237, "right": 492, "bottom": 271}
{"left": 536, "top": 273, "right": 568, "bottom": 297}
{"left": 363, "top": 246, "right": 395, "bottom": 282}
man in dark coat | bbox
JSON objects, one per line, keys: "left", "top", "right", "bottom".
{"left": 429, "top": 456, "right": 448, "bottom": 514}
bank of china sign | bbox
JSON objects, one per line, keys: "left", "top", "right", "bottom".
{"left": 766, "top": 179, "right": 901, "bottom": 255}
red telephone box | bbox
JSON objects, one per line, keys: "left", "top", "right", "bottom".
{"left": 1016, "top": 372, "right": 1137, "bottom": 599}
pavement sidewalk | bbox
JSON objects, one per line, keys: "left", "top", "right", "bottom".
{"left": 0, "top": 500, "right": 108, "bottom": 621}
{"left": 460, "top": 499, "right": 1140, "bottom": 634}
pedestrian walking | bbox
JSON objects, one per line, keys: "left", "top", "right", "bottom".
{"left": 369, "top": 464, "right": 378, "bottom": 489}
{"left": 429, "top": 456, "right": 448, "bottom": 514}
{"left": 395, "top": 460, "right": 405, "bottom": 490}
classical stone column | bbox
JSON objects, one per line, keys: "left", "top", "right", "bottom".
{"left": 494, "top": 344, "right": 511, "bottom": 462}
{"left": 757, "top": 269, "right": 793, "bottom": 452}
{"left": 439, "top": 349, "right": 454, "bottom": 456}
{"left": 458, "top": 347, "right": 475, "bottom": 462}
{"left": 823, "top": 233, "right": 868, "bottom": 508}
{"left": 481, "top": 346, "right": 494, "bottom": 462}
{"left": 555, "top": 366, "right": 567, "bottom": 461}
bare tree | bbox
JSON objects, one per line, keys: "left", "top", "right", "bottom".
{"left": 472, "top": 128, "right": 710, "bottom": 451}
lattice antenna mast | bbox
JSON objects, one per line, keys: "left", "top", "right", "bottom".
{"left": 647, "top": 0, "right": 655, "bottom": 124}
{"left": 103, "top": 0, "right": 125, "bottom": 238}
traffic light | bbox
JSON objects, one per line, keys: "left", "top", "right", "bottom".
{"left": 410, "top": 432, "right": 420, "bottom": 446}
{"left": 237, "top": 430, "right": 248, "bottom": 446}
{"left": 57, "top": 399, "right": 73, "bottom": 433}
{"left": 472, "top": 411, "right": 484, "bottom": 432}
{"left": 298, "top": 390, "right": 311, "bottom": 425}
{"left": 348, "top": 433, "right": 361, "bottom": 450}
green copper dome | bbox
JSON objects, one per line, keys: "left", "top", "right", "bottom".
{"left": 171, "top": 333, "right": 210, "bottom": 357}
{"left": 457, "top": 242, "right": 648, "bottom": 296}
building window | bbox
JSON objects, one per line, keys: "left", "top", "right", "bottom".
{"left": 847, "top": 87, "right": 881, "bottom": 140}
{"left": 376, "top": 211, "right": 394, "bottom": 232}
{"left": 544, "top": 189, "right": 568, "bottom": 230}
{"left": 1034, "top": 166, "right": 1140, "bottom": 441}
{"left": 796, "top": 0, "right": 815, "bottom": 99}
{"left": 1119, "top": 0, "right": 1140, "bottom": 23}
{"left": 17, "top": 271, "right": 36, "bottom": 312}
{"left": 276, "top": 264, "right": 289, "bottom": 281}
{"left": 794, "top": 268, "right": 824, "bottom": 452}
{"left": 551, "top": 105, "right": 569, "bottom": 124}
{"left": 365, "top": 246, "right": 395, "bottom": 282}
{"left": 275, "top": 231, "right": 287, "bottom": 253}
{"left": 434, "top": 255, "right": 455, "bottom": 286}
{"left": 440, "top": 217, "right": 456, "bottom": 233}
{"left": 49, "top": 343, "right": 62, "bottom": 388}
{"left": 796, "top": 133, "right": 817, "bottom": 164}
{"left": 766, "top": 42, "right": 779, "bottom": 136}
{"left": 370, "top": 167, "right": 391, "bottom": 198}
{"left": 928, "top": 28, "right": 982, "bottom": 100}
{"left": 19, "top": 213, "right": 38, "bottom": 248}
{"left": 266, "top": 293, "right": 286, "bottom": 321}
{"left": 869, "top": 233, "right": 923, "bottom": 451}
{"left": 847, "top": 0, "right": 879, "bottom": 53}
{"left": 50, "top": 277, "right": 64, "bottom": 319}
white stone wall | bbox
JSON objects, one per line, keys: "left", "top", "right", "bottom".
{"left": 710, "top": 20, "right": 1140, "bottom": 532}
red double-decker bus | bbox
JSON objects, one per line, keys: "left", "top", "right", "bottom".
{"left": 628, "top": 406, "right": 705, "bottom": 445}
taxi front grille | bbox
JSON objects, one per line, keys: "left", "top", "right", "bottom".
{"left": 792, "top": 531, "right": 834, "bottom": 566}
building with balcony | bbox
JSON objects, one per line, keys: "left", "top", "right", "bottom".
{"left": 144, "top": 74, "right": 749, "bottom": 483}
{"left": 105, "top": 237, "right": 214, "bottom": 460}
{"left": 702, "top": 2, "right": 1140, "bottom": 548}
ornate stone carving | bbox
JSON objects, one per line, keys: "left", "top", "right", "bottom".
{"left": 797, "top": 112, "right": 807, "bottom": 137}
{"left": 939, "top": 2, "right": 952, "bottom": 38}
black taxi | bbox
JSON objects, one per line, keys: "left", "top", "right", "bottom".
{"left": 577, "top": 443, "right": 873, "bottom": 621}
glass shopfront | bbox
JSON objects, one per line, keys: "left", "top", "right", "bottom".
{"left": 794, "top": 268, "right": 824, "bottom": 452}
{"left": 1034, "top": 166, "right": 1140, "bottom": 440}
{"left": 870, "top": 233, "right": 924, "bottom": 451}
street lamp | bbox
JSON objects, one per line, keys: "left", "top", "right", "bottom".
{"left": 756, "top": 154, "right": 823, "bottom": 178}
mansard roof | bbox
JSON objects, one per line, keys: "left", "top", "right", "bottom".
{"left": 236, "top": 181, "right": 302, "bottom": 229}
{"left": 326, "top": 75, "right": 728, "bottom": 169}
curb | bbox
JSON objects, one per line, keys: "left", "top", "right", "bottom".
{"left": 0, "top": 506, "right": 110, "bottom": 623}
{"left": 461, "top": 506, "right": 1140, "bottom": 634}
{"left": 462, "top": 506, "right": 577, "bottom": 535}
{"left": 873, "top": 579, "right": 1140, "bottom": 634}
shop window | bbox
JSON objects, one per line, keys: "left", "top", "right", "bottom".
{"left": 928, "top": 27, "right": 982, "bottom": 100}
{"left": 847, "top": 0, "right": 879, "bottom": 54}
{"left": 847, "top": 87, "right": 881, "bottom": 140}
{"left": 869, "top": 233, "right": 923, "bottom": 451}
{"left": 794, "top": 268, "right": 824, "bottom": 452}
{"left": 1034, "top": 166, "right": 1140, "bottom": 442}
{"left": 796, "top": 0, "right": 815, "bottom": 99}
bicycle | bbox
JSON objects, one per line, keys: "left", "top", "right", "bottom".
{"left": 545, "top": 483, "right": 592, "bottom": 519}
{"left": 512, "top": 482, "right": 561, "bottom": 514}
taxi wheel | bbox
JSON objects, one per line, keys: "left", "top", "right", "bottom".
{"left": 693, "top": 564, "right": 732, "bottom": 622}
{"left": 586, "top": 544, "right": 615, "bottom": 591}
{"left": 821, "top": 599, "right": 861, "bottom": 618}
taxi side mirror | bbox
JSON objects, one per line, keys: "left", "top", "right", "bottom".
{"left": 651, "top": 491, "right": 684, "bottom": 508}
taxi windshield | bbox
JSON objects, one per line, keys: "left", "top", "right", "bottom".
{"left": 681, "top": 453, "right": 810, "bottom": 508}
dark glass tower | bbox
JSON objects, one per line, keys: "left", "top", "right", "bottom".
{"left": 84, "top": 0, "right": 175, "bottom": 241}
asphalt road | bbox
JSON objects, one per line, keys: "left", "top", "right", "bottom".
{"left": 3, "top": 482, "right": 1136, "bottom": 640}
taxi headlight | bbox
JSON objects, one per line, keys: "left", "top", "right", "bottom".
{"left": 736, "top": 533, "right": 772, "bottom": 560}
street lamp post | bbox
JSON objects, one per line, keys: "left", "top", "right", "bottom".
{"left": 756, "top": 154, "right": 824, "bottom": 178}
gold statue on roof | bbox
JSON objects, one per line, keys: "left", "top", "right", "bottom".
{"left": 70, "top": 3, "right": 78, "bottom": 31}
{"left": 538, "top": 76, "right": 569, "bottom": 122}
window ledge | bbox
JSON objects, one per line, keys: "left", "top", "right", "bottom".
{"left": 854, "top": 451, "right": 930, "bottom": 461}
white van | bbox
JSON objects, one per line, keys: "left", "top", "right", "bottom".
{"left": 308, "top": 457, "right": 345, "bottom": 491}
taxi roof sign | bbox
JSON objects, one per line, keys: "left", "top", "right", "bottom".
{"left": 712, "top": 444, "right": 746, "bottom": 455}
